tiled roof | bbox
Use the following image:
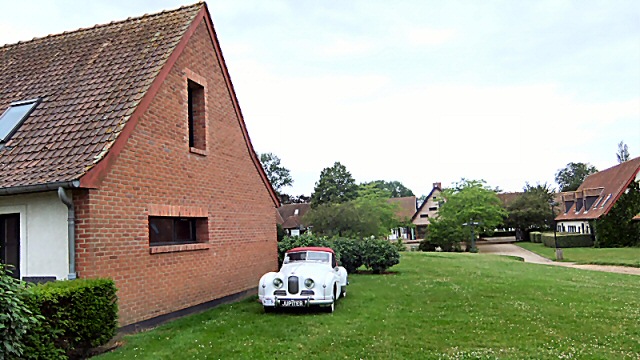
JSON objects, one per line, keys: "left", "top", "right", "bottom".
{"left": 496, "top": 192, "right": 522, "bottom": 207}
{"left": 388, "top": 196, "right": 417, "bottom": 220}
{"left": 0, "top": 3, "right": 202, "bottom": 190}
{"left": 278, "top": 203, "right": 311, "bottom": 229}
{"left": 556, "top": 156, "right": 640, "bottom": 221}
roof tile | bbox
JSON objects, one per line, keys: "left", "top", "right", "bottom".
{"left": 0, "top": 3, "right": 203, "bottom": 190}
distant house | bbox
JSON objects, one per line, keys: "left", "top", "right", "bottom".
{"left": 555, "top": 157, "right": 640, "bottom": 234}
{"left": 388, "top": 196, "right": 417, "bottom": 240}
{"left": 412, "top": 182, "right": 444, "bottom": 239}
{"left": 0, "top": 3, "right": 279, "bottom": 326}
{"left": 278, "top": 203, "right": 311, "bottom": 236}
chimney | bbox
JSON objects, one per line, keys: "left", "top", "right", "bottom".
{"left": 433, "top": 182, "right": 441, "bottom": 189}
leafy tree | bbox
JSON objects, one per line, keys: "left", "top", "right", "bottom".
{"left": 555, "top": 162, "right": 598, "bottom": 192}
{"left": 416, "top": 194, "right": 427, "bottom": 208}
{"left": 305, "top": 183, "right": 401, "bottom": 238}
{"left": 259, "top": 152, "right": 293, "bottom": 193}
{"left": 310, "top": 162, "right": 358, "bottom": 207}
{"left": 429, "top": 179, "right": 507, "bottom": 249}
{"left": 505, "top": 183, "right": 555, "bottom": 231}
{"left": 617, "top": 141, "right": 630, "bottom": 163}
{"left": 594, "top": 181, "right": 640, "bottom": 247}
{"left": 279, "top": 194, "right": 311, "bottom": 204}
{"left": 360, "top": 180, "right": 414, "bottom": 198}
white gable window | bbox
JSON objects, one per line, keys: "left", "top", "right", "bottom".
{"left": 294, "top": 209, "right": 299, "bottom": 215}
{"left": 0, "top": 99, "right": 40, "bottom": 143}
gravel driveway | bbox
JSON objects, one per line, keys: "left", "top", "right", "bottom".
{"left": 478, "top": 243, "right": 640, "bottom": 276}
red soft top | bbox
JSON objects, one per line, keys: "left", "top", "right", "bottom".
{"left": 286, "top": 246, "right": 335, "bottom": 254}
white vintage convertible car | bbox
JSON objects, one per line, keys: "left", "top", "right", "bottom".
{"left": 259, "top": 247, "right": 348, "bottom": 313}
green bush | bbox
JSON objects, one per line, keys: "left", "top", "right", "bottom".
{"left": 594, "top": 181, "right": 640, "bottom": 247}
{"left": 22, "top": 278, "right": 118, "bottom": 359}
{"left": 277, "top": 234, "right": 333, "bottom": 264}
{"left": 529, "top": 232, "right": 542, "bottom": 243}
{"left": 541, "top": 233, "right": 594, "bottom": 248}
{"left": 0, "top": 265, "right": 41, "bottom": 360}
{"left": 331, "top": 237, "right": 364, "bottom": 274}
{"left": 418, "top": 237, "right": 462, "bottom": 252}
{"left": 360, "top": 238, "right": 400, "bottom": 274}
{"left": 392, "top": 238, "right": 406, "bottom": 252}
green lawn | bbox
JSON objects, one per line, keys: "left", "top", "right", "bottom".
{"left": 517, "top": 242, "right": 640, "bottom": 267}
{"left": 97, "top": 253, "right": 640, "bottom": 359}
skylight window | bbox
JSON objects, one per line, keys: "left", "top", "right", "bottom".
{"left": 0, "top": 99, "right": 40, "bottom": 143}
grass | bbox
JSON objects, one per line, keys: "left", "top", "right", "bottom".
{"left": 517, "top": 242, "right": 640, "bottom": 267}
{"left": 96, "top": 252, "right": 640, "bottom": 359}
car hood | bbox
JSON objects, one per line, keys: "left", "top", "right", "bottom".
{"left": 278, "top": 262, "right": 331, "bottom": 279}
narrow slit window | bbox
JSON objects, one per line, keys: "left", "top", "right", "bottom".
{"left": 0, "top": 99, "right": 40, "bottom": 143}
{"left": 187, "top": 80, "right": 206, "bottom": 151}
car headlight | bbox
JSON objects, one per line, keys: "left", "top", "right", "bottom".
{"left": 304, "top": 278, "right": 314, "bottom": 289}
{"left": 273, "top": 278, "right": 283, "bottom": 289}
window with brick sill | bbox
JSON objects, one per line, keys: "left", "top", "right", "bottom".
{"left": 187, "top": 80, "right": 206, "bottom": 152}
{"left": 149, "top": 216, "right": 207, "bottom": 246}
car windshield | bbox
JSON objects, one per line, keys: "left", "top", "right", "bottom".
{"left": 285, "top": 251, "right": 330, "bottom": 264}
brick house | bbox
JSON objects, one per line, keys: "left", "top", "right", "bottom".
{"left": 277, "top": 203, "right": 311, "bottom": 236}
{"left": 412, "top": 182, "right": 444, "bottom": 239}
{"left": 0, "top": 3, "right": 279, "bottom": 326}
{"left": 387, "top": 196, "right": 417, "bottom": 240}
{"left": 555, "top": 157, "right": 640, "bottom": 235}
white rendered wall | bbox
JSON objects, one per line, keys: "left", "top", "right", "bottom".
{"left": 0, "top": 191, "right": 69, "bottom": 279}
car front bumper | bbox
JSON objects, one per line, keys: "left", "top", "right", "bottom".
{"left": 260, "top": 295, "right": 334, "bottom": 307}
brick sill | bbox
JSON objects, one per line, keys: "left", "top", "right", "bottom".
{"left": 149, "top": 243, "right": 211, "bottom": 254}
{"left": 189, "top": 147, "right": 207, "bottom": 156}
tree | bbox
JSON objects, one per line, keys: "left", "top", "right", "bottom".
{"left": 617, "top": 141, "right": 630, "bottom": 163}
{"left": 359, "top": 180, "right": 414, "bottom": 198}
{"left": 555, "top": 162, "right": 598, "bottom": 192}
{"left": 505, "top": 183, "right": 555, "bottom": 231}
{"left": 304, "top": 183, "right": 401, "bottom": 238}
{"left": 310, "top": 162, "right": 358, "bottom": 207}
{"left": 259, "top": 152, "right": 293, "bottom": 193}
{"left": 279, "top": 194, "right": 311, "bottom": 204}
{"left": 426, "top": 179, "right": 507, "bottom": 250}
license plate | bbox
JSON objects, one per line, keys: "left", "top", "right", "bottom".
{"left": 280, "top": 299, "right": 306, "bottom": 307}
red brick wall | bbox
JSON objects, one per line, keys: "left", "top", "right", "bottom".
{"left": 74, "top": 20, "right": 278, "bottom": 326}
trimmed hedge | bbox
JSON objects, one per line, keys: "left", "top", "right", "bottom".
{"left": 22, "top": 278, "right": 118, "bottom": 359}
{"left": 541, "top": 233, "right": 594, "bottom": 248}
{"left": 529, "top": 232, "right": 542, "bottom": 243}
{"left": 277, "top": 234, "right": 400, "bottom": 274}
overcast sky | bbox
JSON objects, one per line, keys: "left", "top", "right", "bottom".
{"left": 1, "top": 0, "right": 638, "bottom": 197}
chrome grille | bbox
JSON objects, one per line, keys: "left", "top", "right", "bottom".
{"left": 300, "top": 290, "right": 314, "bottom": 296}
{"left": 288, "top": 276, "right": 299, "bottom": 294}
{"left": 273, "top": 290, "right": 286, "bottom": 296}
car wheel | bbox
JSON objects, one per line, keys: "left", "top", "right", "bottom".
{"left": 264, "top": 306, "right": 275, "bottom": 313}
{"left": 341, "top": 287, "right": 347, "bottom": 298}
{"left": 325, "top": 286, "right": 336, "bottom": 313}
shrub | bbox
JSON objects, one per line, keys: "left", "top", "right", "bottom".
{"left": 418, "top": 237, "right": 462, "bottom": 252}
{"left": 22, "top": 278, "right": 118, "bottom": 359}
{"left": 360, "top": 238, "right": 400, "bottom": 274}
{"left": 0, "top": 265, "right": 41, "bottom": 360}
{"left": 542, "top": 233, "right": 593, "bottom": 248}
{"left": 331, "top": 237, "right": 364, "bottom": 274}
{"left": 529, "top": 231, "right": 542, "bottom": 243}
{"left": 277, "top": 234, "right": 333, "bottom": 264}
{"left": 392, "top": 238, "right": 406, "bottom": 252}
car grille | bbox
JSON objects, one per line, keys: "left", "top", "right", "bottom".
{"left": 300, "top": 290, "right": 314, "bottom": 296}
{"left": 273, "top": 290, "right": 286, "bottom": 296}
{"left": 288, "top": 276, "right": 299, "bottom": 294}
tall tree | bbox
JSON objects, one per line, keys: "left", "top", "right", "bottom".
{"left": 259, "top": 152, "right": 293, "bottom": 193}
{"left": 304, "top": 183, "right": 401, "bottom": 238}
{"left": 555, "top": 162, "right": 598, "bottom": 192}
{"left": 617, "top": 141, "right": 630, "bottom": 163}
{"left": 505, "top": 182, "right": 555, "bottom": 231}
{"left": 310, "top": 162, "right": 358, "bottom": 207}
{"left": 360, "top": 180, "right": 415, "bottom": 198}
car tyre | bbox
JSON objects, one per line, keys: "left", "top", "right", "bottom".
{"left": 264, "top": 306, "right": 275, "bottom": 313}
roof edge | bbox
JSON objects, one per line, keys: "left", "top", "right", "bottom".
{"left": 0, "top": 180, "right": 80, "bottom": 196}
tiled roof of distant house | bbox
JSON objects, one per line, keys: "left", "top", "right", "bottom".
{"left": 388, "top": 196, "right": 417, "bottom": 220}
{"left": 278, "top": 203, "right": 310, "bottom": 229}
{"left": 496, "top": 192, "right": 522, "bottom": 207}
{"left": 555, "top": 157, "right": 640, "bottom": 221}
